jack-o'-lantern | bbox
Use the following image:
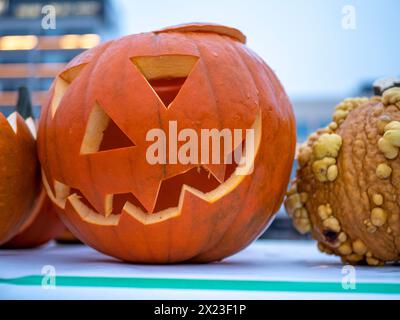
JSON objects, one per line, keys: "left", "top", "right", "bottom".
{"left": 38, "top": 23, "right": 296, "bottom": 263}
{"left": 1, "top": 87, "right": 65, "bottom": 248}
{"left": 0, "top": 111, "right": 39, "bottom": 245}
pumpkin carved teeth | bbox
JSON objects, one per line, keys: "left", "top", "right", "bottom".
{"left": 6, "top": 112, "right": 17, "bottom": 134}
{"left": 42, "top": 172, "right": 70, "bottom": 209}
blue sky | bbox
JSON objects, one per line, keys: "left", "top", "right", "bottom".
{"left": 115, "top": 0, "right": 400, "bottom": 99}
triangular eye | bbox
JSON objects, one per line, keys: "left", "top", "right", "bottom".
{"left": 131, "top": 55, "right": 198, "bottom": 108}
{"left": 99, "top": 117, "right": 134, "bottom": 151}
{"left": 51, "top": 63, "right": 87, "bottom": 117}
{"left": 80, "top": 102, "right": 135, "bottom": 154}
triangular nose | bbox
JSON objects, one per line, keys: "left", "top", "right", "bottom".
{"left": 147, "top": 77, "right": 187, "bottom": 106}
{"left": 130, "top": 55, "right": 198, "bottom": 108}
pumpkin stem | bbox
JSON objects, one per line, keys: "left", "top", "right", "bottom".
{"left": 155, "top": 23, "right": 246, "bottom": 44}
{"left": 16, "top": 86, "right": 33, "bottom": 120}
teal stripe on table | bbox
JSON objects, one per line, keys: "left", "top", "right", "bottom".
{"left": 1, "top": 276, "right": 400, "bottom": 294}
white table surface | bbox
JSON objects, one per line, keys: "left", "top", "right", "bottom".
{"left": 0, "top": 240, "right": 399, "bottom": 300}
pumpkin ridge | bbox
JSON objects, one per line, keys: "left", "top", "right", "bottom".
{"left": 192, "top": 45, "right": 263, "bottom": 260}
{"left": 188, "top": 36, "right": 227, "bottom": 183}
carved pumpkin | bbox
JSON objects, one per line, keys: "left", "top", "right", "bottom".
{"left": 38, "top": 23, "right": 296, "bottom": 263}
{"left": 285, "top": 86, "right": 400, "bottom": 265}
{"left": 1, "top": 87, "right": 64, "bottom": 248}
{"left": 0, "top": 111, "right": 39, "bottom": 245}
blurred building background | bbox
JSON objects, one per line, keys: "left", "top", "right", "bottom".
{"left": 0, "top": 0, "right": 117, "bottom": 117}
{"left": 0, "top": 0, "right": 399, "bottom": 239}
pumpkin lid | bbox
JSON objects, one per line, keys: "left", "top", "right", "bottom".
{"left": 154, "top": 22, "right": 246, "bottom": 44}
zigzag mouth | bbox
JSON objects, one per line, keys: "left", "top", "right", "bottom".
{"left": 70, "top": 162, "right": 239, "bottom": 217}
{"left": 66, "top": 162, "right": 243, "bottom": 226}
{"left": 43, "top": 161, "right": 242, "bottom": 226}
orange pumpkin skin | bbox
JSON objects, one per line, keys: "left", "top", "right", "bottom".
{"left": 0, "top": 113, "right": 40, "bottom": 245}
{"left": 2, "top": 189, "right": 65, "bottom": 249}
{"left": 38, "top": 23, "right": 296, "bottom": 263}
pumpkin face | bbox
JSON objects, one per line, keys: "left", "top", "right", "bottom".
{"left": 0, "top": 112, "right": 39, "bottom": 245}
{"left": 38, "top": 23, "right": 296, "bottom": 263}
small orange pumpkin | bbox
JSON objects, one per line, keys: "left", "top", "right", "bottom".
{"left": 0, "top": 112, "right": 39, "bottom": 245}
{"left": 1, "top": 88, "right": 64, "bottom": 248}
{"left": 2, "top": 189, "right": 65, "bottom": 248}
{"left": 38, "top": 23, "right": 296, "bottom": 263}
